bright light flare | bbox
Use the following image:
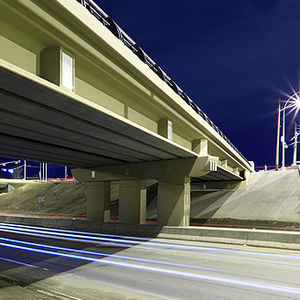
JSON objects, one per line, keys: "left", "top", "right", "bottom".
{"left": 295, "top": 96, "right": 300, "bottom": 109}
{"left": 282, "top": 91, "right": 300, "bottom": 119}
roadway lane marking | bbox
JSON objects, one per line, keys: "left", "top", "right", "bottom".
{"left": 0, "top": 241, "right": 300, "bottom": 297}
{"left": 0, "top": 256, "right": 48, "bottom": 270}
{"left": 35, "top": 289, "right": 83, "bottom": 300}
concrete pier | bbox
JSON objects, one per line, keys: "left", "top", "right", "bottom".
{"left": 157, "top": 177, "right": 190, "bottom": 226}
{"left": 119, "top": 180, "right": 146, "bottom": 224}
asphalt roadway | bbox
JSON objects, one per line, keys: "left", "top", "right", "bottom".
{"left": 0, "top": 223, "right": 300, "bottom": 299}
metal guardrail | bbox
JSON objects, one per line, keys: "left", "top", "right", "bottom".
{"left": 75, "top": 0, "right": 248, "bottom": 164}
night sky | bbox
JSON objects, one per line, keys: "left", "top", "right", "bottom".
{"left": 2, "top": 0, "right": 300, "bottom": 175}
{"left": 95, "top": 0, "right": 300, "bottom": 168}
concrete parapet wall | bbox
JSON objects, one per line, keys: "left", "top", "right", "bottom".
{"left": 1, "top": 215, "right": 300, "bottom": 250}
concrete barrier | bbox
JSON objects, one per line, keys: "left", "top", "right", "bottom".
{"left": 158, "top": 226, "right": 248, "bottom": 245}
{"left": 1, "top": 215, "right": 300, "bottom": 250}
{"left": 101, "top": 223, "right": 116, "bottom": 234}
{"left": 136, "top": 224, "right": 161, "bottom": 237}
{"left": 115, "top": 223, "right": 137, "bottom": 236}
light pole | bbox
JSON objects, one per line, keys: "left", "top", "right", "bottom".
{"left": 23, "top": 160, "right": 27, "bottom": 180}
{"left": 292, "top": 123, "right": 300, "bottom": 166}
{"left": 65, "top": 165, "right": 68, "bottom": 181}
{"left": 276, "top": 91, "right": 300, "bottom": 169}
{"left": 275, "top": 99, "right": 281, "bottom": 171}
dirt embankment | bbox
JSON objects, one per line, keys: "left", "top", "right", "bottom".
{"left": 0, "top": 182, "right": 87, "bottom": 215}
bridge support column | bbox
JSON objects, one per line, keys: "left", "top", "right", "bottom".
{"left": 87, "top": 182, "right": 110, "bottom": 222}
{"left": 104, "top": 182, "right": 111, "bottom": 222}
{"left": 157, "top": 177, "right": 190, "bottom": 226}
{"left": 119, "top": 180, "right": 146, "bottom": 224}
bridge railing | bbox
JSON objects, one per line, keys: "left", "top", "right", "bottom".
{"left": 75, "top": 0, "right": 248, "bottom": 164}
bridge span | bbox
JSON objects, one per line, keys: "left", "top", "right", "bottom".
{"left": 0, "top": 0, "right": 253, "bottom": 226}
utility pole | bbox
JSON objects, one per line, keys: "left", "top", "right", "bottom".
{"left": 44, "top": 162, "right": 48, "bottom": 182}
{"left": 276, "top": 99, "right": 281, "bottom": 170}
{"left": 23, "top": 160, "right": 27, "bottom": 180}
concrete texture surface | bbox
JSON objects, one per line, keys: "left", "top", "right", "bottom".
{"left": 0, "top": 181, "right": 87, "bottom": 215}
{"left": 191, "top": 168, "right": 300, "bottom": 224}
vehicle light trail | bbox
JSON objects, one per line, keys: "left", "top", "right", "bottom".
{"left": 1, "top": 223, "right": 300, "bottom": 260}
{"left": 0, "top": 222, "right": 150, "bottom": 241}
{"left": 1, "top": 224, "right": 300, "bottom": 268}
{"left": 0, "top": 236, "right": 217, "bottom": 272}
{"left": 1, "top": 241, "right": 300, "bottom": 297}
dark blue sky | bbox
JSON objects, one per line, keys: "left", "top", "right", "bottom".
{"left": 96, "top": 0, "right": 300, "bottom": 167}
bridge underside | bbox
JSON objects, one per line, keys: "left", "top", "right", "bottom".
{"left": 0, "top": 65, "right": 195, "bottom": 167}
{"left": 192, "top": 166, "right": 243, "bottom": 182}
{"left": 0, "top": 65, "right": 243, "bottom": 183}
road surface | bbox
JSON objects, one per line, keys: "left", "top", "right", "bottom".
{"left": 0, "top": 222, "right": 300, "bottom": 299}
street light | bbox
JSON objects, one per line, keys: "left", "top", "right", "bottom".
{"left": 291, "top": 123, "right": 300, "bottom": 166}
{"left": 276, "top": 91, "right": 300, "bottom": 170}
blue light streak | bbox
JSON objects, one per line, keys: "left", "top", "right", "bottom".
{"left": 1, "top": 226, "right": 295, "bottom": 268}
{"left": 1, "top": 223, "right": 300, "bottom": 261}
{"left": 0, "top": 236, "right": 216, "bottom": 272}
{"left": 0, "top": 222, "right": 149, "bottom": 241}
{"left": 0, "top": 225, "right": 141, "bottom": 245}
{"left": 0, "top": 241, "right": 300, "bottom": 296}
{"left": 1, "top": 224, "right": 300, "bottom": 268}
{"left": 0, "top": 227, "right": 131, "bottom": 249}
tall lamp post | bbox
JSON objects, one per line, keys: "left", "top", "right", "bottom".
{"left": 275, "top": 99, "right": 281, "bottom": 171}
{"left": 276, "top": 91, "right": 300, "bottom": 170}
{"left": 292, "top": 123, "right": 300, "bottom": 166}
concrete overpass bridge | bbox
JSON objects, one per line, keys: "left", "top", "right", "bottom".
{"left": 0, "top": 0, "right": 253, "bottom": 226}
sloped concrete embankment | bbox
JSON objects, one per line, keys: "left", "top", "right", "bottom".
{"left": 191, "top": 168, "right": 300, "bottom": 225}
